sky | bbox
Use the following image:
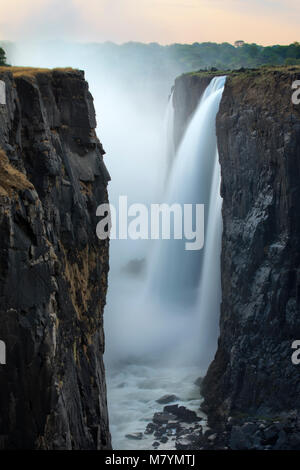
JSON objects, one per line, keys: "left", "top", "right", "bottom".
{"left": 0, "top": 0, "right": 299, "bottom": 45}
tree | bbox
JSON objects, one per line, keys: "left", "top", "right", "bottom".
{"left": 0, "top": 47, "right": 7, "bottom": 66}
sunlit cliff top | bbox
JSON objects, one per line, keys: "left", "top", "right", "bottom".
{"left": 185, "top": 65, "right": 300, "bottom": 80}
{"left": 0, "top": 66, "right": 77, "bottom": 78}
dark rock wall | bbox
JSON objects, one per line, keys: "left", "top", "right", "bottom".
{"left": 0, "top": 68, "right": 111, "bottom": 449}
{"left": 173, "top": 68, "right": 300, "bottom": 424}
{"left": 172, "top": 74, "right": 212, "bottom": 150}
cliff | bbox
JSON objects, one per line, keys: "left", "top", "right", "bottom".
{"left": 0, "top": 67, "right": 111, "bottom": 449}
{"left": 173, "top": 67, "right": 300, "bottom": 434}
{"left": 172, "top": 73, "right": 213, "bottom": 150}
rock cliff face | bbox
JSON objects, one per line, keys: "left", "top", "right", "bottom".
{"left": 172, "top": 74, "right": 212, "bottom": 150}
{"left": 0, "top": 67, "right": 111, "bottom": 449}
{"left": 173, "top": 68, "right": 300, "bottom": 425}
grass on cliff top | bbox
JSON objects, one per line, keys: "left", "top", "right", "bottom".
{"left": 185, "top": 65, "right": 300, "bottom": 82}
{"left": 0, "top": 66, "right": 76, "bottom": 78}
{"left": 0, "top": 149, "right": 33, "bottom": 197}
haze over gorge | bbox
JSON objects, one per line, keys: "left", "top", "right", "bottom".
{"left": 0, "top": 38, "right": 299, "bottom": 451}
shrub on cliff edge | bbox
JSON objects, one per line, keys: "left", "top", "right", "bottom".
{"left": 0, "top": 48, "right": 8, "bottom": 66}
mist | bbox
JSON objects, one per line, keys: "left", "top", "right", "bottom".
{"left": 4, "top": 39, "right": 223, "bottom": 449}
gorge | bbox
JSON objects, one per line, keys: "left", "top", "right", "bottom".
{"left": 0, "top": 60, "right": 299, "bottom": 450}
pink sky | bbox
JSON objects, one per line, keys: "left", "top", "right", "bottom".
{"left": 0, "top": 0, "right": 299, "bottom": 45}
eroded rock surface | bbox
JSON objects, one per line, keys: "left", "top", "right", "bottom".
{"left": 0, "top": 68, "right": 111, "bottom": 449}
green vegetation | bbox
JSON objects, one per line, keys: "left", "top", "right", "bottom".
{"left": 167, "top": 41, "right": 300, "bottom": 69}
{"left": 186, "top": 64, "right": 300, "bottom": 79}
{"left": 80, "top": 41, "right": 300, "bottom": 107}
{"left": 93, "top": 41, "right": 300, "bottom": 73}
{"left": 0, "top": 47, "right": 7, "bottom": 66}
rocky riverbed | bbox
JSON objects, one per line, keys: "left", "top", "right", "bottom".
{"left": 124, "top": 395, "right": 300, "bottom": 450}
{"left": 106, "top": 364, "right": 208, "bottom": 450}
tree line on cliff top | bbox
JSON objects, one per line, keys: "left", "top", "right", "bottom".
{"left": 93, "top": 40, "right": 300, "bottom": 73}
{"left": 1, "top": 41, "right": 300, "bottom": 71}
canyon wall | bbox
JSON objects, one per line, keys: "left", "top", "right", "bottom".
{"left": 0, "top": 68, "right": 111, "bottom": 449}
{"left": 173, "top": 67, "right": 300, "bottom": 424}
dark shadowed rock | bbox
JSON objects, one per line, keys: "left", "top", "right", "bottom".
{"left": 173, "top": 68, "right": 300, "bottom": 449}
{"left": 202, "top": 68, "right": 300, "bottom": 423}
{"left": 163, "top": 405, "right": 199, "bottom": 423}
{"left": 125, "top": 433, "right": 143, "bottom": 440}
{"left": 153, "top": 412, "right": 177, "bottom": 424}
{"left": 156, "top": 394, "right": 179, "bottom": 404}
{"left": 145, "top": 423, "right": 156, "bottom": 435}
{"left": 0, "top": 68, "right": 111, "bottom": 450}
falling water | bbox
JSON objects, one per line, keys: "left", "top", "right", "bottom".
{"left": 191, "top": 147, "right": 223, "bottom": 368}
{"left": 164, "top": 91, "right": 175, "bottom": 177}
{"left": 148, "top": 76, "right": 226, "bottom": 309}
{"left": 106, "top": 76, "right": 226, "bottom": 449}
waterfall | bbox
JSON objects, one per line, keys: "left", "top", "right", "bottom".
{"left": 164, "top": 91, "right": 175, "bottom": 178}
{"left": 148, "top": 76, "right": 226, "bottom": 310}
{"left": 194, "top": 147, "right": 223, "bottom": 368}
{"left": 106, "top": 76, "right": 226, "bottom": 449}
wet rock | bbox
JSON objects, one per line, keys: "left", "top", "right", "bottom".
{"left": 164, "top": 405, "right": 180, "bottom": 415}
{"left": 164, "top": 405, "right": 199, "bottom": 423}
{"left": 229, "top": 426, "right": 252, "bottom": 450}
{"left": 166, "top": 420, "right": 181, "bottom": 429}
{"left": 156, "top": 394, "right": 179, "bottom": 404}
{"left": 176, "top": 437, "right": 192, "bottom": 450}
{"left": 125, "top": 433, "right": 143, "bottom": 440}
{"left": 153, "top": 412, "right": 177, "bottom": 425}
{"left": 274, "top": 430, "right": 288, "bottom": 450}
{"left": 175, "top": 432, "right": 201, "bottom": 450}
{"left": 145, "top": 423, "right": 156, "bottom": 435}
{"left": 262, "top": 426, "right": 279, "bottom": 445}
{"left": 154, "top": 430, "right": 164, "bottom": 438}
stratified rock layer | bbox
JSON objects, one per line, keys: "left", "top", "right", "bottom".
{"left": 0, "top": 68, "right": 111, "bottom": 449}
{"left": 173, "top": 67, "right": 300, "bottom": 425}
